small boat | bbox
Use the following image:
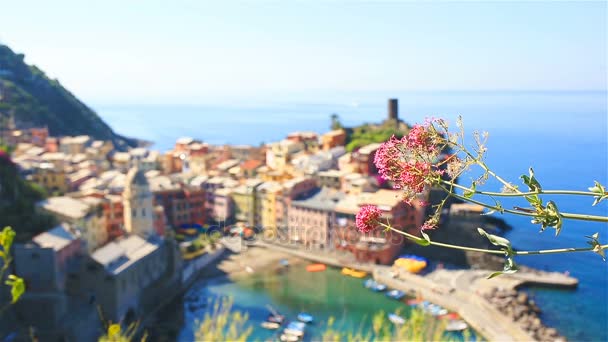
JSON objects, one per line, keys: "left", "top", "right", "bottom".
{"left": 297, "top": 312, "right": 314, "bottom": 323}
{"left": 280, "top": 259, "right": 290, "bottom": 267}
{"left": 280, "top": 334, "right": 299, "bottom": 342}
{"left": 342, "top": 267, "right": 367, "bottom": 278}
{"left": 371, "top": 283, "right": 387, "bottom": 292}
{"left": 363, "top": 279, "right": 377, "bottom": 288}
{"left": 306, "top": 263, "right": 326, "bottom": 272}
{"left": 419, "top": 301, "right": 448, "bottom": 316}
{"left": 388, "top": 313, "right": 406, "bottom": 325}
{"left": 441, "top": 313, "right": 461, "bottom": 320}
{"left": 445, "top": 320, "right": 468, "bottom": 332}
{"left": 406, "top": 298, "right": 422, "bottom": 306}
{"left": 266, "top": 305, "right": 285, "bottom": 324}
{"left": 261, "top": 321, "right": 281, "bottom": 330}
{"left": 386, "top": 289, "right": 405, "bottom": 300}
{"left": 267, "top": 314, "right": 285, "bottom": 324}
{"left": 245, "top": 266, "right": 254, "bottom": 273}
{"left": 284, "top": 321, "right": 306, "bottom": 337}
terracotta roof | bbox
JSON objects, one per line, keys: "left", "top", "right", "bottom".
{"left": 241, "top": 159, "right": 263, "bottom": 170}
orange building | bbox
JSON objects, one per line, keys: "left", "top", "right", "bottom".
{"left": 322, "top": 129, "right": 347, "bottom": 150}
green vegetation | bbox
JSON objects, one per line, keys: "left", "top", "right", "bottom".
{"left": 98, "top": 322, "right": 147, "bottom": 342}
{"left": 1, "top": 227, "right": 25, "bottom": 314}
{"left": 190, "top": 298, "right": 462, "bottom": 342}
{"left": 0, "top": 44, "right": 137, "bottom": 150}
{"left": 0, "top": 154, "right": 56, "bottom": 242}
{"left": 323, "top": 308, "right": 468, "bottom": 341}
{"left": 345, "top": 124, "right": 409, "bottom": 152}
{"left": 195, "top": 297, "right": 252, "bottom": 342}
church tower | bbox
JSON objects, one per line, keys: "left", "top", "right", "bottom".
{"left": 123, "top": 167, "right": 155, "bottom": 237}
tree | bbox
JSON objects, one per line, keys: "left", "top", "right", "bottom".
{"left": 330, "top": 113, "right": 343, "bottom": 130}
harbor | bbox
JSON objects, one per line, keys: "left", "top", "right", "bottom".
{"left": 248, "top": 241, "right": 576, "bottom": 341}
{"left": 147, "top": 239, "right": 579, "bottom": 341}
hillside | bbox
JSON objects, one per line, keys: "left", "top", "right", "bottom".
{"left": 0, "top": 148, "right": 56, "bottom": 241}
{"left": 0, "top": 44, "right": 137, "bottom": 150}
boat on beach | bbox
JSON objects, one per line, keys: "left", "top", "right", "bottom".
{"left": 341, "top": 267, "right": 367, "bottom": 278}
{"left": 306, "top": 263, "right": 326, "bottom": 272}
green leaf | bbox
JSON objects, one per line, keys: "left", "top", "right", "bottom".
{"left": 487, "top": 255, "right": 519, "bottom": 279}
{"left": 421, "top": 230, "right": 431, "bottom": 243}
{"left": 5, "top": 275, "right": 25, "bottom": 303}
{"left": 586, "top": 233, "right": 606, "bottom": 261}
{"left": 0, "top": 226, "right": 16, "bottom": 251}
{"left": 588, "top": 181, "right": 608, "bottom": 206}
{"left": 546, "top": 201, "right": 563, "bottom": 236}
{"left": 520, "top": 167, "right": 542, "bottom": 192}
{"left": 477, "top": 228, "right": 513, "bottom": 254}
{"left": 463, "top": 182, "right": 476, "bottom": 199}
{"left": 409, "top": 235, "right": 431, "bottom": 246}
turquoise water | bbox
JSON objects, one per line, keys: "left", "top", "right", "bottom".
{"left": 176, "top": 266, "right": 468, "bottom": 341}
{"left": 96, "top": 91, "right": 608, "bottom": 341}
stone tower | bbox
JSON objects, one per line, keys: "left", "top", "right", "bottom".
{"left": 388, "top": 98, "right": 399, "bottom": 121}
{"left": 123, "top": 167, "right": 155, "bottom": 237}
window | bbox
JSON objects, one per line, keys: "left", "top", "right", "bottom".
{"left": 142, "top": 208, "right": 146, "bottom": 217}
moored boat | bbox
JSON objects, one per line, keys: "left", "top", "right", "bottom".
{"left": 363, "top": 278, "right": 376, "bottom": 288}
{"left": 306, "top": 263, "right": 326, "bottom": 272}
{"left": 261, "top": 321, "right": 281, "bottom": 330}
{"left": 280, "top": 333, "right": 299, "bottom": 342}
{"left": 386, "top": 289, "right": 405, "bottom": 300}
{"left": 445, "top": 320, "right": 468, "bottom": 332}
{"left": 342, "top": 267, "right": 368, "bottom": 278}
{"left": 297, "top": 312, "right": 314, "bottom": 323}
{"left": 388, "top": 313, "right": 406, "bottom": 325}
{"left": 284, "top": 321, "right": 306, "bottom": 337}
{"left": 371, "top": 283, "right": 387, "bottom": 292}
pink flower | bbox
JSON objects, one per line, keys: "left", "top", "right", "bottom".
{"left": 421, "top": 220, "right": 437, "bottom": 231}
{"left": 406, "top": 123, "right": 436, "bottom": 153}
{"left": 356, "top": 205, "right": 382, "bottom": 233}
{"left": 374, "top": 135, "right": 405, "bottom": 182}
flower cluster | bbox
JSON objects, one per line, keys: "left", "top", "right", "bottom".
{"left": 406, "top": 124, "right": 436, "bottom": 153}
{"left": 356, "top": 205, "right": 382, "bottom": 233}
{"left": 373, "top": 121, "right": 446, "bottom": 201}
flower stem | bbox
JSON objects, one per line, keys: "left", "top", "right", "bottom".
{"left": 379, "top": 222, "right": 608, "bottom": 257}
{"left": 443, "top": 186, "right": 608, "bottom": 223}
{"left": 440, "top": 180, "right": 600, "bottom": 197}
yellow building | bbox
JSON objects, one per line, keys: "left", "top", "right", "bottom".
{"left": 31, "top": 162, "right": 68, "bottom": 194}
{"left": 256, "top": 182, "right": 283, "bottom": 236}
{"left": 230, "top": 179, "right": 263, "bottom": 226}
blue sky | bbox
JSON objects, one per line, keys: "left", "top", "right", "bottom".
{"left": 0, "top": 0, "right": 606, "bottom": 104}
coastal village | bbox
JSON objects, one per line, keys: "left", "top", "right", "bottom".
{"left": 0, "top": 100, "right": 577, "bottom": 341}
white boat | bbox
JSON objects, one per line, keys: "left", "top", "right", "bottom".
{"left": 284, "top": 321, "right": 306, "bottom": 337}
{"left": 446, "top": 320, "right": 468, "bottom": 332}
{"left": 280, "top": 334, "right": 299, "bottom": 342}
{"left": 388, "top": 313, "right": 406, "bottom": 325}
{"left": 260, "top": 321, "right": 281, "bottom": 330}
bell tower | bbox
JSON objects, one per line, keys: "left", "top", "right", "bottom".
{"left": 123, "top": 167, "right": 155, "bottom": 237}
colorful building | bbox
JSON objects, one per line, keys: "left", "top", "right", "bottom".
{"left": 353, "top": 143, "right": 382, "bottom": 176}
{"left": 231, "top": 179, "right": 263, "bottom": 226}
{"left": 321, "top": 129, "right": 347, "bottom": 150}
{"left": 288, "top": 187, "right": 344, "bottom": 249}
{"left": 30, "top": 162, "right": 68, "bottom": 194}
